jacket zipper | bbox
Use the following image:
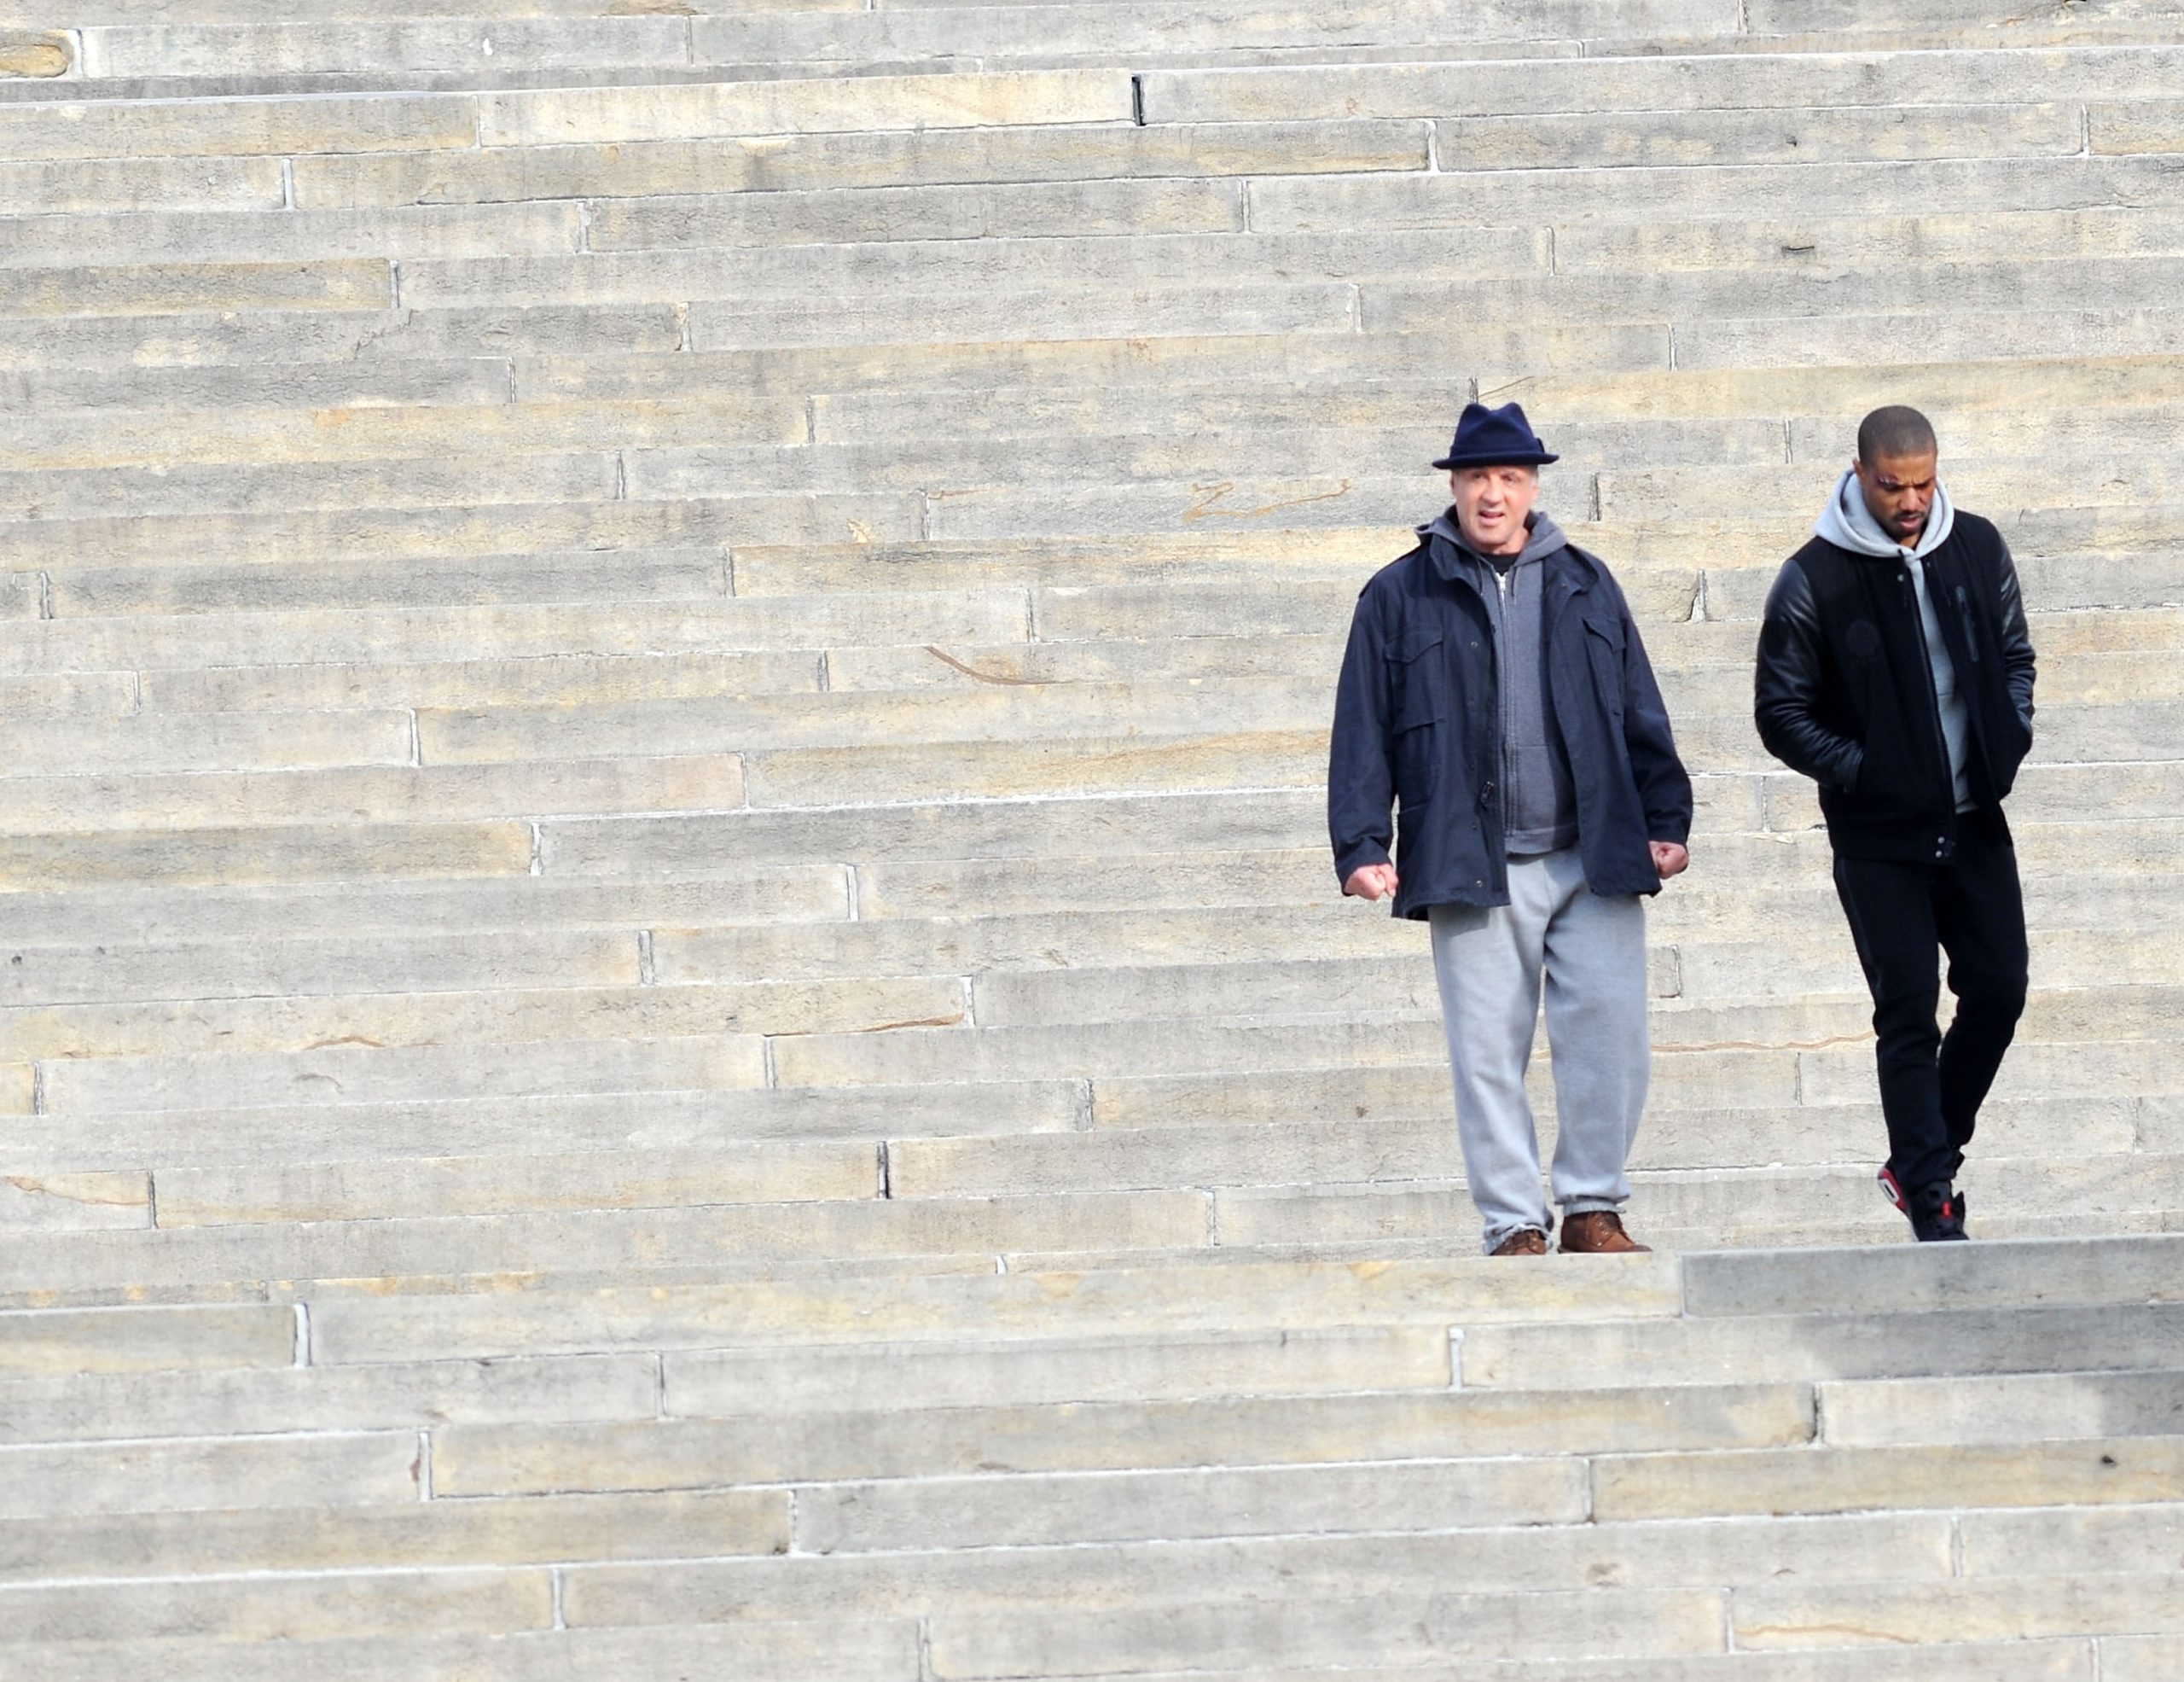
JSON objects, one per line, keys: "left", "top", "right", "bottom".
{"left": 1904, "top": 563, "right": 1957, "bottom": 858}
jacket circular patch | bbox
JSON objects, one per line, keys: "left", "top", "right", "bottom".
{"left": 1844, "top": 620, "right": 1883, "bottom": 659}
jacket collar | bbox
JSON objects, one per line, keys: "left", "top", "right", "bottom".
{"left": 1422, "top": 507, "right": 1592, "bottom": 590}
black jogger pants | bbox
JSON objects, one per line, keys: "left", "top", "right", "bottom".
{"left": 1831, "top": 808, "right": 2030, "bottom": 1196}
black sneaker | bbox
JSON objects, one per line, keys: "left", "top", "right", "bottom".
{"left": 1908, "top": 1182, "right": 1969, "bottom": 1243}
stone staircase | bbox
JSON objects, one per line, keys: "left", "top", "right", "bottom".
{"left": 3, "top": 0, "right": 2184, "bottom": 1673}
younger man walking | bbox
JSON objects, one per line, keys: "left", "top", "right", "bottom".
{"left": 1755, "top": 405, "right": 2037, "bottom": 1242}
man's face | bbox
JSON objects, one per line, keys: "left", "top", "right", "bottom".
{"left": 1450, "top": 464, "right": 1538, "bottom": 556}
{"left": 1854, "top": 449, "right": 1938, "bottom": 546}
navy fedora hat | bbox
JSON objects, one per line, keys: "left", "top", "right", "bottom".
{"left": 1432, "top": 400, "right": 1559, "bottom": 470}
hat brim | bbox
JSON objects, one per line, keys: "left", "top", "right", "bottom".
{"left": 1432, "top": 451, "right": 1558, "bottom": 469}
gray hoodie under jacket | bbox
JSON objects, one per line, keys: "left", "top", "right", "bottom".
{"left": 1813, "top": 468, "right": 1973, "bottom": 812}
{"left": 1426, "top": 507, "right": 1579, "bottom": 855}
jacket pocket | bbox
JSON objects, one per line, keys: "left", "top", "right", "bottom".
{"left": 1583, "top": 613, "right": 1625, "bottom": 721}
{"left": 1389, "top": 629, "right": 1443, "bottom": 808}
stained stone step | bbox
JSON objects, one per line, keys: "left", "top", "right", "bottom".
{"left": 0, "top": 303, "right": 690, "bottom": 371}
{"left": 0, "top": 869, "right": 852, "bottom": 944}
{"left": 1816, "top": 1368, "right": 2184, "bottom": 1447}
{"left": 0, "top": 758, "right": 746, "bottom": 838}
{"left": 0, "top": 1623, "right": 919, "bottom": 1682}
{"left": 0, "top": 257, "right": 392, "bottom": 319}
{"left": 0, "top": 590, "right": 1022, "bottom": 673}
{"left": 539, "top": 1511, "right": 1959, "bottom": 1633}
{"left": 422, "top": 228, "right": 1550, "bottom": 306}
{"left": 1255, "top": 155, "right": 2184, "bottom": 235}
{"left": 301, "top": 1254, "right": 1681, "bottom": 1365}
{"left": 1679, "top": 304, "right": 2184, "bottom": 370}
{"left": 48, "top": 550, "right": 741, "bottom": 617}
{"left": 1467, "top": 1301, "right": 2184, "bottom": 1391}
{"left": 3, "top": 973, "right": 969, "bottom": 1062}
{"left": 919, "top": 1575, "right": 2169, "bottom": 1676}
{"left": 431, "top": 1382, "right": 1809, "bottom": 1498}
{"left": 136, "top": 649, "right": 827, "bottom": 712}
{"left": 0, "top": 1353, "right": 660, "bottom": 1446}
{"left": 1141, "top": 44, "right": 2184, "bottom": 124}
{"left": 0, "top": 357, "right": 515, "bottom": 415}
{"left": 0, "top": 205, "right": 587, "bottom": 272}
{"left": 805, "top": 358, "right": 2184, "bottom": 442}
{"left": 3, "top": 1083, "right": 1089, "bottom": 1175}
{"left": 0, "top": 397, "right": 800, "bottom": 472}
{"left": 0, "top": 90, "right": 481, "bottom": 164}
{"left": 0, "top": 1564, "right": 554, "bottom": 1648}
{"left": 930, "top": 1584, "right": 1728, "bottom": 1673}
{"left": 294, "top": 119, "right": 1434, "bottom": 211}
{"left": 0, "top": 1190, "right": 1217, "bottom": 1299}
{"left": 0, "top": 1487, "right": 790, "bottom": 1589}
{"left": 75, "top": 16, "right": 697, "bottom": 82}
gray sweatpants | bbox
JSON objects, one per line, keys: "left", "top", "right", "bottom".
{"left": 1427, "top": 848, "right": 1650, "bottom": 1254}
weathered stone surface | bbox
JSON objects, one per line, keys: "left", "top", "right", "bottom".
{"left": 0, "top": 1567, "right": 552, "bottom": 1644}
{"left": 479, "top": 71, "right": 1132, "bottom": 148}
{"left": 926, "top": 1586, "right": 1728, "bottom": 1676}
{"left": 0, "top": 1353, "right": 658, "bottom": 1446}
{"left": 799, "top": 1455, "right": 1590, "bottom": 1553}
{"left": 0, "top": 1622, "right": 921, "bottom": 1682}
{"left": 1596, "top": 1439, "right": 2184, "bottom": 1522}
{"left": 0, "top": 31, "right": 70, "bottom": 78}
{"left": 1141, "top": 46, "right": 2184, "bottom": 123}
{"left": 436, "top": 1380, "right": 1807, "bottom": 1494}
{"left": 80, "top": 17, "right": 690, "bottom": 81}
{"left": 1731, "top": 1570, "right": 2184, "bottom": 1650}
{"left": 0, "top": 93, "right": 479, "bottom": 162}
{"left": 0, "top": 1305, "right": 294, "bottom": 1377}
{"left": 0, "top": 1429, "right": 420, "bottom": 1521}
{"left": 293, "top": 119, "right": 1430, "bottom": 209}
{"left": 556, "top": 1511, "right": 1949, "bottom": 1627}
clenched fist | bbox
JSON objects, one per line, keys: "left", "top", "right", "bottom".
{"left": 1344, "top": 863, "right": 1400, "bottom": 901}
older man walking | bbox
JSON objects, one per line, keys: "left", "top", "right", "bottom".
{"left": 1329, "top": 402, "right": 1693, "bottom": 1257}
{"left": 1756, "top": 405, "right": 2036, "bottom": 1243}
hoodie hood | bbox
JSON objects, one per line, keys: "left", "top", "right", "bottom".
{"left": 1423, "top": 507, "right": 1568, "bottom": 573}
{"left": 1815, "top": 466, "right": 1955, "bottom": 560}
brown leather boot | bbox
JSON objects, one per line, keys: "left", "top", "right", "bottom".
{"left": 1489, "top": 1228, "right": 1548, "bottom": 1256}
{"left": 1559, "top": 1212, "right": 1651, "bottom": 1254}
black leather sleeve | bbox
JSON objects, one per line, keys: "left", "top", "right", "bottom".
{"left": 1995, "top": 535, "right": 2036, "bottom": 731}
{"left": 1754, "top": 557, "right": 1863, "bottom": 792}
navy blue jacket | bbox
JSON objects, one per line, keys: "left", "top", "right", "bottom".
{"left": 1327, "top": 521, "right": 1693, "bottom": 920}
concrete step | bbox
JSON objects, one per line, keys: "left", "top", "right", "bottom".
{"left": 1258, "top": 154, "right": 2184, "bottom": 234}
{"left": 0, "top": 1624, "right": 913, "bottom": 1682}
{"left": 918, "top": 1573, "right": 2175, "bottom": 1674}
{"left": 0, "top": 303, "right": 694, "bottom": 371}
{"left": 1141, "top": 44, "right": 2184, "bottom": 124}
{"left": 296, "top": 119, "right": 1432, "bottom": 211}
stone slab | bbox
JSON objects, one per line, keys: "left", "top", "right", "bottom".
{"left": 439, "top": 1381, "right": 1807, "bottom": 1495}
{"left": 1596, "top": 1438, "right": 2184, "bottom": 1522}
{"left": 798, "top": 1454, "right": 1590, "bottom": 1553}
{"left": 479, "top": 70, "right": 1132, "bottom": 148}
{"left": 0, "top": 1353, "right": 657, "bottom": 1446}
{"left": 0, "top": 1304, "right": 294, "bottom": 1376}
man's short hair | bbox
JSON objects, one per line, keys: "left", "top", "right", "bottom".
{"left": 1857, "top": 405, "right": 1937, "bottom": 465}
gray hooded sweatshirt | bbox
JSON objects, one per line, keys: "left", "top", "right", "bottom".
{"left": 1426, "top": 507, "right": 1579, "bottom": 855}
{"left": 1814, "top": 468, "right": 1973, "bottom": 812}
